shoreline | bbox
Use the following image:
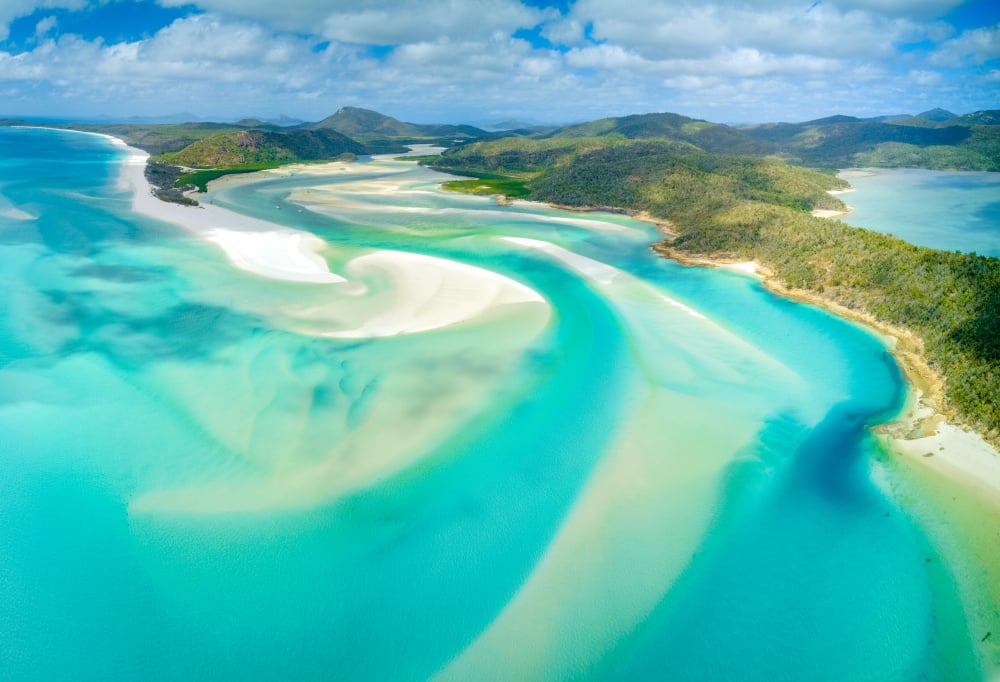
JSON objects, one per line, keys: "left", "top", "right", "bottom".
{"left": 113, "top": 137, "right": 549, "bottom": 339}
{"left": 428, "top": 165, "right": 1000, "bottom": 502}
{"left": 119, "top": 140, "right": 1000, "bottom": 502}
{"left": 493, "top": 197, "right": 680, "bottom": 237}
{"left": 118, "top": 144, "right": 347, "bottom": 284}
{"left": 653, "top": 244, "right": 1000, "bottom": 504}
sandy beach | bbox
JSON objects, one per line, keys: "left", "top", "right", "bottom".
{"left": 323, "top": 249, "right": 547, "bottom": 339}
{"left": 121, "top": 147, "right": 345, "bottom": 284}
{"left": 656, "top": 245, "right": 1000, "bottom": 511}
{"left": 120, "top": 135, "right": 1000, "bottom": 513}
{"left": 118, "top": 143, "right": 548, "bottom": 339}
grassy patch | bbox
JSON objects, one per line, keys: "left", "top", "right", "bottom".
{"left": 396, "top": 155, "right": 442, "bottom": 163}
{"left": 176, "top": 164, "right": 278, "bottom": 192}
{"left": 441, "top": 177, "right": 531, "bottom": 198}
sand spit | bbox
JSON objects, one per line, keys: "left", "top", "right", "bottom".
{"left": 116, "top": 142, "right": 548, "bottom": 340}
{"left": 322, "top": 249, "right": 547, "bottom": 339}
{"left": 120, "top": 148, "right": 345, "bottom": 284}
{"left": 657, "top": 245, "right": 1000, "bottom": 507}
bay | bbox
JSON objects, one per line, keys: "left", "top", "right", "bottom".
{"left": 0, "top": 128, "right": 985, "bottom": 680}
{"left": 838, "top": 168, "right": 1000, "bottom": 257}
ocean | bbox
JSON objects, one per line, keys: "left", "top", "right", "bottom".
{"left": 0, "top": 128, "right": 988, "bottom": 680}
{"left": 839, "top": 168, "right": 1000, "bottom": 257}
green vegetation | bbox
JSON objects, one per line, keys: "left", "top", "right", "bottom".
{"left": 440, "top": 176, "right": 531, "bottom": 198}
{"left": 431, "top": 134, "right": 1000, "bottom": 443}
{"left": 310, "top": 106, "right": 486, "bottom": 147}
{"left": 545, "top": 111, "right": 775, "bottom": 155}
{"left": 157, "top": 128, "right": 365, "bottom": 167}
{"left": 144, "top": 161, "right": 198, "bottom": 205}
{"left": 176, "top": 165, "right": 277, "bottom": 192}
{"left": 73, "top": 122, "right": 242, "bottom": 154}
{"left": 741, "top": 111, "right": 1000, "bottom": 170}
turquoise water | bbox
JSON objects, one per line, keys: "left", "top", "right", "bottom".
{"left": 839, "top": 168, "right": 1000, "bottom": 257}
{"left": 0, "top": 128, "right": 984, "bottom": 680}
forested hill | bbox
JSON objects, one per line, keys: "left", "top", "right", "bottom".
{"left": 740, "top": 109, "right": 1000, "bottom": 170}
{"left": 157, "top": 128, "right": 367, "bottom": 167}
{"left": 308, "top": 106, "right": 487, "bottom": 141}
{"left": 545, "top": 112, "right": 774, "bottom": 156}
{"left": 428, "top": 135, "right": 1000, "bottom": 443}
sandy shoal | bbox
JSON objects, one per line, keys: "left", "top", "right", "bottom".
{"left": 655, "top": 244, "right": 1000, "bottom": 510}
{"left": 116, "top": 141, "right": 548, "bottom": 339}
{"left": 321, "top": 249, "right": 546, "bottom": 339}
{"left": 120, "top": 147, "right": 344, "bottom": 284}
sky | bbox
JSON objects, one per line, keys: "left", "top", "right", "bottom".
{"left": 0, "top": 0, "right": 997, "bottom": 124}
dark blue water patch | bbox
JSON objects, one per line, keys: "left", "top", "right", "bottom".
{"left": 72, "top": 262, "right": 167, "bottom": 283}
{"left": 33, "top": 286, "right": 271, "bottom": 367}
{"left": 610, "top": 425, "right": 943, "bottom": 681}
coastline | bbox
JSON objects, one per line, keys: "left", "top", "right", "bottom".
{"left": 113, "top": 136, "right": 549, "bottom": 340}
{"left": 120, "top": 139, "right": 1000, "bottom": 502}
{"left": 426, "top": 164, "right": 1000, "bottom": 508}
{"left": 494, "top": 197, "right": 680, "bottom": 238}
{"left": 812, "top": 186, "right": 855, "bottom": 218}
{"left": 652, "top": 244, "right": 1000, "bottom": 502}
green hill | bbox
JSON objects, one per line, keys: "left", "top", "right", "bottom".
{"left": 741, "top": 111, "right": 1000, "bottom": 170}
{"left": 311, "top": 106, "right": 423, "bottom": 137}
{"left": 427, "top": 129, "right": 1000, "bottom": 443}
{"left": 917, "top": 108, "right": 957, "bottom": 122}
{"left": 68, "top": 122, "right": 240, "bottom": 155}
{"left": 955, "top": 109, "right": 1000, "bottom": 126}
{"left": 157, "top": 128, "right": 367, "bottom": 167}
{"left": 309, "top": 106, "right": 486, "bottom": 141}
{"left": 234, "top": 118, "right": 279, "bottom": 128}
{"left": 545, "top": 112, "right": 774, "bottom": 155}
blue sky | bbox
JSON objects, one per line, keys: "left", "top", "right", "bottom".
{"left": 0, "top": 0, "right": 997, "bottom": 124}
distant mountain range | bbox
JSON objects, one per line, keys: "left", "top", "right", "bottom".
{"left": 307, "top": 106, "right": 486, "bottom": 141}
{"left": 4, "top": 105, "right": 997, "bottom": 172}
{"left": 740, "top": 108, "right": 1000, "bottom": 169}
{"left": 157, "top": 128, "right": 367, "bottom": 167}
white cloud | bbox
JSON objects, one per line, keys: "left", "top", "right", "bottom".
{"left": 910, "top": 69, "right": 944, "bottom": 85}
{"left": 157, "top": 0, "right": 551, "bottom": 45}
{"left": 0, "top": 0, "right": 88, "bottom": 40}
{"left": 0, "top": 0, "right": 997, "bottom": 124}
{"left": 34, "top": 15, "right": 57, "bottom": 37}
{"left": 0, "top": 14, "right": 363, "bottom": 115}
{"left": 547, "top": 0, "right": 934, "bottom": 61}
{"left": 930, "top": 23, "right": 1000, "bottom": 67}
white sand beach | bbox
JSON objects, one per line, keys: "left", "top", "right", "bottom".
{"left": 889, "top": 421, "right": 1000, "bottom": 499}
{"left": 812, "top": 207, "right": 852, "bottom": 218}
{"left": 323, "top": 249, "right": 547, "bottom": 339}
{"left": 121, "top": 148, "right": 345, "bottom": 284}
{"left": 718, "top": 261, "right": 759, "bottom": 276}
{"left": 118, "top": 144, "right": 549, "bottom": 340}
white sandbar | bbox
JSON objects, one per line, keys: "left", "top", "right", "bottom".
{"left": 323, "top": 249, "right": 547, "bottom": 339}
{"left": 891, "top": 423, "right": 1000, "bottom": 499}
{"left": 120, "top": 147, "right": 344, "bottom": 283}
{"left": 115, "top": 140, "right": 549, "bottom": 340}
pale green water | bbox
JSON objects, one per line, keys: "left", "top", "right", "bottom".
{"left": 839, "top": 168, "right": 1000, "bottom": 257}
{"left": 0, "top": 128, "right": 987, "bottom": 680}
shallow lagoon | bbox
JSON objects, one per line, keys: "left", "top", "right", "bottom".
{"left": 839, "top": 168, "right": 1000, "bottom": 257}
{"left": 0, "top": 128, "right": 986, "bottom": 680}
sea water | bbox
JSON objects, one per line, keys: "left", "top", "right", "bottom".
{"left": 839, "top": 168, "right": 1000, "bottom": 257}
{"left": 0, "top": 128, "right": 985, "bottom": 680}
